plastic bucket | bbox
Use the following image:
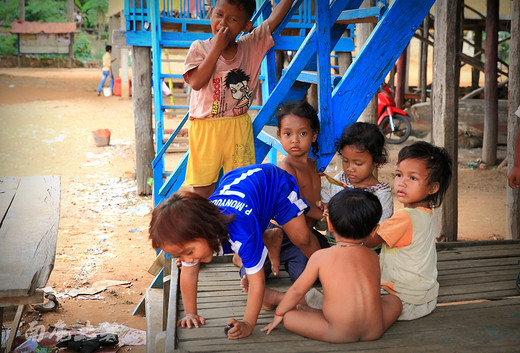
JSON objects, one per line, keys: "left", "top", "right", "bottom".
{"left": 103, "top": 87, "right": 112, "bottom": 96}
{"left": 92, "top": 129, "right": 111, "bottom": 147}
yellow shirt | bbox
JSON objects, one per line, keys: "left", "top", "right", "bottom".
{"left": 102, "top": 52, "right": 111, "bottom": 72}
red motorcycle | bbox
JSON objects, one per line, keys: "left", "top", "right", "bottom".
{"left": 377, "top": 84, "right": 412, "bottom": 144}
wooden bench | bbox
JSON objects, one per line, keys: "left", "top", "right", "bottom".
{"left": 147, "top": 240, "right": 520, "bottom": 352}
{"left": 0, "top": 176, "right": 60, "bottom": 352}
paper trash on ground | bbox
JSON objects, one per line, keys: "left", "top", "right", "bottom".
{"left": 67, "top": 279, "right": 131, "bottom": 297}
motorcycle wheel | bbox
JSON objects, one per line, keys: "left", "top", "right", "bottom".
{"left": 379, "top": 114, "right": 411, "bottom": 144}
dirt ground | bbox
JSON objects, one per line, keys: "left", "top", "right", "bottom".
{"left": 0, "top": 68, "right": 510, "bottom": 350}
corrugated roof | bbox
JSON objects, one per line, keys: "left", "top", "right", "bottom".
{"left": 10, "top": 21, "right": 77, "bottom": 34}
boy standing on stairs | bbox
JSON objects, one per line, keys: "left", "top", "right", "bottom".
{"left": 183, "top": 0, "right": 295, "bottom": 198}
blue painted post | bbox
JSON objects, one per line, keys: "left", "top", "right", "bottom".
{"left": 151, "top": 0, "right": 166, "bottom": 205}
{"left": 316, "top": 0, "right": 334, "bottom": 170}
{"left": 330, "top": 0, "right": 436, "bottom": 171}
{"left": 268, "top": 148, "right": 277, "bottom": 165}
{"left": 253, "top": 0, "right": 363, "bottom": 164}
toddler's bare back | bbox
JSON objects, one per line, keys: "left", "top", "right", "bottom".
{"left": 317, "top": 246, "right": 385, "bottom": 341}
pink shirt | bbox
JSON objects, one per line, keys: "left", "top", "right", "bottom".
{"left": 183, "top": 22, "right": 274, "bottom": 119}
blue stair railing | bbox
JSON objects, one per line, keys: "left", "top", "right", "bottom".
{"left": 124, "top": 0, "right": 435, "bottom": 203}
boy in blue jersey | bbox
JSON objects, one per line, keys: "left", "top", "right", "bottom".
{"left": 149, "top": 164, "right": 321, "bottom": 339}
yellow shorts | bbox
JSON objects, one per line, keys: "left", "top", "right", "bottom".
{"left": 185, "top": 113, "right": 255, "bottom": 187}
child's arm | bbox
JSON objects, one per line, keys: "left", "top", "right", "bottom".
{"left": 364, "top": 232, "right": 385, "bottom": 248}
{"left": 266, "top": 0, "right": 295, "bottom": 33}
{"left": 365, "top": 211, "right": 411, "bottom": 249}
{"left": 177, "top": 263, "right": 206, "bottom": 328}
{"left": 226, "top": 270, "right": 265, "bottom": 339}
{"left": 261, "top": 252, "right": 320, "bottom": 335}
{"left": 184, "top": 29, "right": 233, "bottom": 90}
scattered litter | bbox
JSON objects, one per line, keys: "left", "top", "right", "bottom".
{"left": 29, "top": 322, "right": 146, "bottom": 347}
{"left": 67, "top": 280, "right": 131, "bottom": 297}
{"left": 9, "top": 84, "right": 14, "bottom": 88}
{"left": 76, "top": 295, "right": 105, "bottom": 300}
{"left": 13, "top": 336, "right": 47, "bottom": 353}
{"left": 466, "top": 158, "right": 485, "bottom": 170}
{"left": 127, "top": 204, "right": 151, "bottom": 216}
{"left": 42, "top": 134, "right": 66, "bottom": 144}
{"left": 57, "top": 333, "right": 118, "bottom": 353}
{"left": 128, "top": 228, "right": 142, "bottom": 233}
{"left": 1, "top": 329, "right": 20, "bottom": 345}
{"left": 41, "top": 286, "right": 55, "bottom": 294}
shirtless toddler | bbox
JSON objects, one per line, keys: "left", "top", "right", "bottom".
{"left": 261, "top": 188, "right": 402, "bottom": 343}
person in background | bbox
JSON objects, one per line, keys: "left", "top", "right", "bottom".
{"left": 97, "top": 45, "right": 117, "bottom": 96}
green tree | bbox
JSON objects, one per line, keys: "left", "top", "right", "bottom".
{"left": 0, "top": 0, "right": 19, "bottom": 26}
{"left": 73, "top": 31, "right": 92, "bottom": 60}
{"left": 25, "top": 0, "right": 67, "bottom": 22}
{"left": 0, "top": 34, "right": 17, "bottom": 56}
{"left": 75, "top": 0, "right": 107, "bottom": 30}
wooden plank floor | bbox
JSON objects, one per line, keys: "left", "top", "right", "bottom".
{"left": 175, "top": 242, "right": 520, "bottom": 352}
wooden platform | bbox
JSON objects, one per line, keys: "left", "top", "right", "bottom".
{"left": 154, "top": 241, "right": 520, "bottom": 352}
{"left": 0, "top": 176, "right": 61, "bottom": 352}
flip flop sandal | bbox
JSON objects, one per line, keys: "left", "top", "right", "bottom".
{"left": 34, "top": 293, "right": 59, "bottom": 313}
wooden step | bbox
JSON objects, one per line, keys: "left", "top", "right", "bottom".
{"left": 336, "top": 5, "right": 387, "bottom": 25}
{"left": 145, "top": 288, "right": 163, "bottom": 353}
{"left": 288, "top": 69, "right": 342, "bottom": 86}
{"left": 162, "top": 136, "right": 189, "bottom": 153}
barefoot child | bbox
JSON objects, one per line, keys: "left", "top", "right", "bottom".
{"left": 264, "top": 101, "right": 329, "bottom": 268}
{"left": 149, "top": 164, "right": 320, "bottom": 339}
{"left": 183, "top": 0, "right": 295, "bottom": 198}
{"left": 261, "top": 189, "right": 402, "bottom": 343}
{"left": 365, "top": 141, "right": 452, "bottom": 320}
{"left": 321, "top": 122, "right": 393, "bottom": 225}
{"left": 236, "top": 101, "right": 327, "bottom": 275}
{"left": 277, "top": 100, "right": 324, "bottom": 228}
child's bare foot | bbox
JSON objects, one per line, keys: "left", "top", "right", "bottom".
{"left": 232, "top": 253, "right": 242, "bottom": 268}
{"left": 262, "top": 288, "right": 284, "bottom": 311}
{"left": 240, "top": 274, "right": 249, "bottom": 293}
{"left": 263, "top": 228, "right": 283, "bottom": 276}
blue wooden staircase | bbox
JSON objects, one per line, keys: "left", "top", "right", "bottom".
{"left": 124, "top": 0, "right": 435, "bottom": 206}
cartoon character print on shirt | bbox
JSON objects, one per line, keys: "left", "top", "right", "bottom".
{"left": 225, "top": 69, "right": 253, "bottom": 116}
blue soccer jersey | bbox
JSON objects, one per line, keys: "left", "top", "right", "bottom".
{"left": 209, "top": 164, "right": 308, "bottom": 275}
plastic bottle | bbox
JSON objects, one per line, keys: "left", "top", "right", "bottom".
{"left": 12, "top": 337, "right": 48, "bottom": 353}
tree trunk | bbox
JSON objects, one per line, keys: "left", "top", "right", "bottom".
{"left": 432, "top": 0, "right": 461, "bottom": 241}
{"left": 472, "top": 26, "right": 483, "bottom": 89}
{"left": 395, "top": 48, "right": 407, "bottom": 109}
{"left": 482, "top": 0, "right": 499, "bottom": 165}
{"left": 507, "top": 0, "right": 520, "bottom": 239}
{"left": 67, "top": 0, "right": 75, "bottom": 22}
{"left": 420, "top": 15, "right": 430, "bottom": 102}
{"left": 132, "top": 46, "right": 154, "bottom": 196}
{"left": 19, "top": 0, "right": 24, "bottom": 21}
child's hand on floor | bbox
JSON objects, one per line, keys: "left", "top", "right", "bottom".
{"left": 226, "top": 318, "right": 254, "bottom": 339}
{"left": 177, "top": 313, "right": 206, "bottom": 328}
{"left": 261, "top": 314, "right": 283, "bottom": 335}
